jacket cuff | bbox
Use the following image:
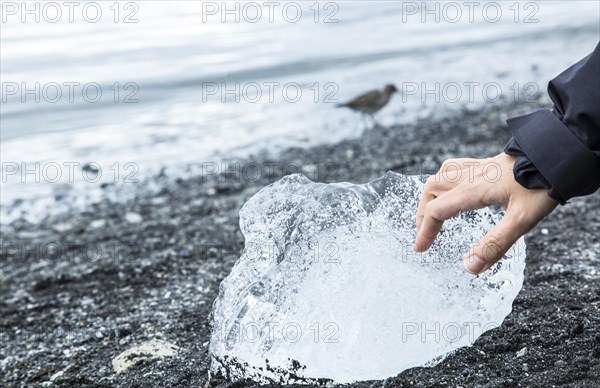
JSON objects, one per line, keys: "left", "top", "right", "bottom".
{"left": 506, "top": 109, "right": 600, "bottom": 204}
{"left": 504, "top": 137, "right": 552, "bottom": 191}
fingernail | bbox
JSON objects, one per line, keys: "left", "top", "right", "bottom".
{"left": 464, "top": 255, "right": 485, "bottom": 275}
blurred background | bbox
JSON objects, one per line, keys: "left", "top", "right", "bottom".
{"left": 1, "top": 1, "right": 599, "bottom": 221}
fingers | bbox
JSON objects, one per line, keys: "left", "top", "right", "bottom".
{"left": 463, "top": 210, "right": 527, "bottom": 275}
{"left": 414, "top": 211, "right": 443, "bottom": 252}
{"left": 415, "top": 158, "right": 484, "bottom": 232}
{"left": 414, "top": 187, "right": 487, "bottom": 252}
{"left": 413, "top": 154, "right": 557, "bottom": 276}
{"left": 415, "top": 190, "right": 435, "bottom": 232}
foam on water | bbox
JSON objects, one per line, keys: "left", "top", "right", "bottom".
{"left": 209, "top": 172, "right": 526, "bottom": 383}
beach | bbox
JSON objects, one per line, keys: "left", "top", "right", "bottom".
{"left": 1, "top": 99, "right": 599, "bottom": 387}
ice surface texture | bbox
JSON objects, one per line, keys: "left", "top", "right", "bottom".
{"left": 210, "top": 172, "right": 526, "bottom": 384}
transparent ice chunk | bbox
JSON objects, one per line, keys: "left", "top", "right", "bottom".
{"left": 209, "top": 172, "right": 526, "bottom": 384}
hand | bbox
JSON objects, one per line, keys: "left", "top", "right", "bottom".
{"left": 414, "top": 153, "right": 558, "bottom": 275}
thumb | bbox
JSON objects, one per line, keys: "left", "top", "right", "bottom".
{"left": 463, "top": 211, "right": 525, "bottom": 275}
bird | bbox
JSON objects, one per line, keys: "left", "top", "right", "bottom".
{"left": 337, "top": 84, "right": 399, "bottom": 125}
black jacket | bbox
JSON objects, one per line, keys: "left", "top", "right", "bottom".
{"left": 504, "top": 42, "right": 600, "bottom": 204}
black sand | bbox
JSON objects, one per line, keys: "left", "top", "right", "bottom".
{"left": 1, "top": 100, "right": 599, "bottom": 387}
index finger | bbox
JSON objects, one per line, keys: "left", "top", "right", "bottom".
{"left": 415, "top": 190, "right": 435, "bottom": 233}
{"left": 414, "top": 186, "right": 486, "bottom": 252}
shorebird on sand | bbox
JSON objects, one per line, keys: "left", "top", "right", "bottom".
{"left": 337, "top": 84, "right": 398, "bottom": 125}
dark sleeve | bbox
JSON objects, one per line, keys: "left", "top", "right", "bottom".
{"left": 503, "top": 42, "right": 600, "bottom": 205}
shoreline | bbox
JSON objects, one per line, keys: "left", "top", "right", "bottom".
{"left": 1, "top": 99, "right": 599, "bottom": 387}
